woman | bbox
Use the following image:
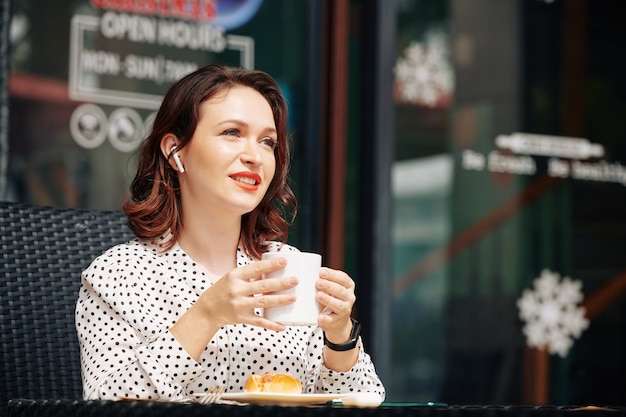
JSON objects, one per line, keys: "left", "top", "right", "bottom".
{"left": 75, "top": 65, "right": 385, "bottom": 401}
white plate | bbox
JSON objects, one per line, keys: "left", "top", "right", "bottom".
{"left": 220, "top": 392, "right": 346, "bottom": 405}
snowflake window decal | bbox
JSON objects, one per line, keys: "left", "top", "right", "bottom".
{"left": 394, "top": 29, "right": 454, "bottom": 108}
{"left": 517, "top": 269, "right": 589, "bottom": 358}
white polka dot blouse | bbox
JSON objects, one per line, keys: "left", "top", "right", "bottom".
{"left": 75, "top": 239, "right": 385, "bottom": 401}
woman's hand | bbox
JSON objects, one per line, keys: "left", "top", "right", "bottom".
{"left": 170, "top": 256, "right": 297, "bottom": 361}
{"left": 197, "top": 256, "right": 298, "bottom": 331}
{"left": 315, "top": 267, "right": 360, "bottom": 372}
{"left": 315, "top": 267, "right": 356, "bottom": 343}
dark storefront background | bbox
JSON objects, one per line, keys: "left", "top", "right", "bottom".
{"left": 383, "top": 0, "right": 626, "bottom": 405}
{"left": 1, "top": 0, "right": 626, "bottom": 407}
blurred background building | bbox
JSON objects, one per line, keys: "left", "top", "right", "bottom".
{"left": 0, "top": 0, "right": 624, "bottom": 406}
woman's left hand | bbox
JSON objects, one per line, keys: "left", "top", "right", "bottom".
{"left": 315, "top": 267, "right": 356, "bottom": 343}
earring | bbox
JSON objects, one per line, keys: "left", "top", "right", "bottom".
{"left": 172, "top": 146, "right": 185, "bottom": 173}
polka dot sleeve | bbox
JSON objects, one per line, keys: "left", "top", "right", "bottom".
{"left": 305, "top": 327, "right": 385, "bottom": 399}
{"left": 317, "top": 339, "right": 385, "bottom": 395}
{"left": 76, "top": 242, "right": 203, "bottom": 400}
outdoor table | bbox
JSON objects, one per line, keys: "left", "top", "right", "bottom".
{"left": 6, "top": 399, "right": 624, "bottom": 417}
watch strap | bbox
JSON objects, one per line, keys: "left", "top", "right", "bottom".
{"left": 323, "top": 318, "right": 361, "bottom": 351}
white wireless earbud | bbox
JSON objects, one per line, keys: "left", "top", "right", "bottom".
{"left": 172, "top": 146, "right": 185, "bottom": 173}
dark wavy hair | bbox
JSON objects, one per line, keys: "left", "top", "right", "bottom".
{"left": 123, "top": 64, "right": 297, "bottom": 259}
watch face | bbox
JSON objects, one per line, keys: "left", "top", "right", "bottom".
{"left": 351, "top": 319, "right": 362, "bottom": 339}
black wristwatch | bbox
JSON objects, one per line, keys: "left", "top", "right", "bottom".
{"left": 323, "top": 318, "right": 361, "bottom": 351}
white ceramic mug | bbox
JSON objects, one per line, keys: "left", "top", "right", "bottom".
{"left": 261, "top": 251, "right": 322, "bottom": 325}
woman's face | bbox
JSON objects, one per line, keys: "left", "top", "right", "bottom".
{"left": 179, "top": 85, "right": 277, "bottom": 217}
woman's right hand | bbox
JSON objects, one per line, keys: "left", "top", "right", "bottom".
{"left": 197, "top": 256, "right": 298, "bottom": 331}
{"left": 170, "top": 256, "right": 297, "bottom": 361}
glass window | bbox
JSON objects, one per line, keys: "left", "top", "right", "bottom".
{"left": 387, "top": 0, "right": 626, "bottom": 404}
{"left": 7, "top": 0, "right": 313, "bottom": 236}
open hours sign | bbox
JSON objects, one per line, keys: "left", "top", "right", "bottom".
{"left": 67, "top": 5, "right": 257, "bottom": 151}
{"left": 69, "top": 11, "right": 254, "bottom": 109}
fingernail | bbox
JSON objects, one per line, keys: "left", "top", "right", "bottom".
{"left": 320, "top": 268, "right": 329, "bottom": 277}
{"left": 277, "top": 257, "right": 286, "bottom": 266}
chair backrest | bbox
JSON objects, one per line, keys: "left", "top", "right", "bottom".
{"left": 0, "top": 202, "right": 134, "bottom": 411}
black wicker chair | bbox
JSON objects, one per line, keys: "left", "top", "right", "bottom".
{"left": 0, "top": 202, "right": 134, "bottom": 415}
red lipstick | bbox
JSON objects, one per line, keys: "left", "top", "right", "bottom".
{"left": 230, "top": 172, "right": 262, "bottom": 191}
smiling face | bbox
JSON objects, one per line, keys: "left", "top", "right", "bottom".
{"left": 177, "top": 85, "right": 278, "bottom": 218}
